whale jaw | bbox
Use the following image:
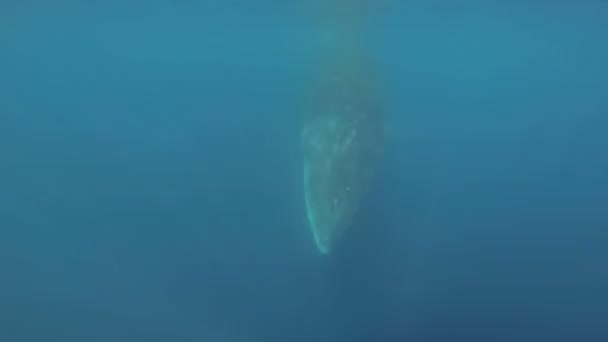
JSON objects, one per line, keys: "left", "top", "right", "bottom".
{"left": 301, "top": 110, "right": 382, "bottom": 254}
{"left": 303, "top": 159, "right": 352, "bottom": 255}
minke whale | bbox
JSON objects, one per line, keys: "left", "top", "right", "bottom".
{"left": 301, "top": 55, "right": 385, "bottom": 254}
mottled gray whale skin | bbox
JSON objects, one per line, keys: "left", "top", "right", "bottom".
{"left": 302, "top": 67, "right": 384, "bottom": 254}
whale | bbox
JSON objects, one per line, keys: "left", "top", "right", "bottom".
{"left": 301, "top": 56, "right": 385, "bottom": 254}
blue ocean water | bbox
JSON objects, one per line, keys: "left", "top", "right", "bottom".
{"left": 1, "top": 1, "right": 607, "bottom": 341}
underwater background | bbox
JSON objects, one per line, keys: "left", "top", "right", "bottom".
{"left": 1, "top": 0, "right": 607, "bottom": 341}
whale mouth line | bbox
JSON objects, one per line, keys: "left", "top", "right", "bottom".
{"left": 303, "top": 161, "right": 331, "bottom": 255}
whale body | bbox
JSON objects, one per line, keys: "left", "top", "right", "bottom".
{"left": 302, "top": 64, "right": 384, "bottom": 254}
